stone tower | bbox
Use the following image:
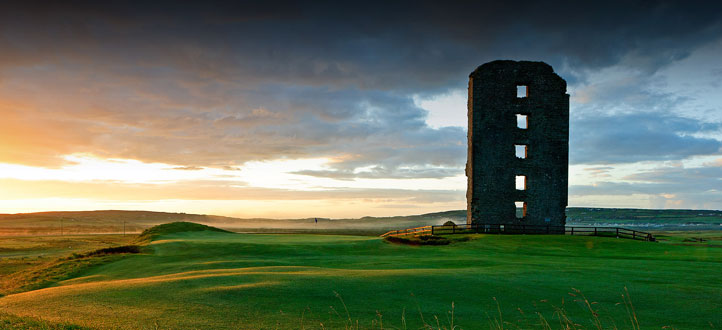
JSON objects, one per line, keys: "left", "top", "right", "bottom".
{"left": 466, "top": 60, "right": 568, "bottom": 232}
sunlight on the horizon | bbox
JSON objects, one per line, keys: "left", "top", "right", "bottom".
{"left": 0, "top": 152, "right": 469, "bottom": 216}
{"left": 0, "top": 197, "right": 465, "bottom": 218}
{"left": 0, "top": 154, "right": 230, "bottom": 183}
{"left": 0, "top": 155, "right": 465, "bottom": 217}
{"left": 0, "top": 154, "right": 465, "bottom": 190}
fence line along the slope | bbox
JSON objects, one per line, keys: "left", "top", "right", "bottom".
{"left": 380, "top": 223, "right": 655, "bottom": 241}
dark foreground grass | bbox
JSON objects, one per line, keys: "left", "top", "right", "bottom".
{"left": 0, "top": 312, "right": 89, "bottom": 330}
{"left": 0, "top": 228, "right": 720, "bottom": 329}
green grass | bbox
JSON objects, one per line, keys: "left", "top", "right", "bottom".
{"left": 0, "top": 227, "right": 720, "bottom": 329}
{"left": 0, "top": 235, "right": 136, "bottom": 294}
{"left": 1, "top": 245, "right": 141, "bottom": 296}
{"left": 652, "top": 231, "right": 722, "bottom": 246}
{"left": 0, "top": 312, "right": 89, "bottom": 330}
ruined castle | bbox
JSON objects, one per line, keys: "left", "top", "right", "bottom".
{"left": 466, "top": 60, "right": 568, "bottom": 232}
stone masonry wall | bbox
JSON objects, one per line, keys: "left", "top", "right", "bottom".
{"left": 466, "top": 60, "right": 569, "bottom": 230}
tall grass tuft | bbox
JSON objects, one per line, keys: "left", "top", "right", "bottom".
{"left": 621, "top": 286, "right": 639, "bottom": 330}
{"left": 317, "top": 287, "right": 662, "bottom": 330}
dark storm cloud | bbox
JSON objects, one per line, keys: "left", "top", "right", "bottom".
{"left": 245, "top": 85, "right": 466, "bottom": 178}
{"left": 0, "top": 0, "right": 721, "bottom": 177}
{"left": 2, "top": 1, "right": 721, "bottom": 89}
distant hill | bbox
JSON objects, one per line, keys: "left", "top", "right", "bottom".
{"left": 0, "top": 209, "right": 466, "bottom": 236}
{"left": 0, "top": 207, "right": 719, "bottom": 236}
{"left": 0, "top": 210, "right": 236, "bottom": 236}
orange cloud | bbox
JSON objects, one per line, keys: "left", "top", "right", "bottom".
{"left": 0, "top": 101, "right": 95, "bottom": 167}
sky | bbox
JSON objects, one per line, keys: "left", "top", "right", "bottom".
{"left": 0, "top": 1, "right": 721, "bottom": 218}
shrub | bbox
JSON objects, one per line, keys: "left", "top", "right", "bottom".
{"left": 67, "top": 245, "right": 141, "bottom": 260}
{"left": 384, "top": 235, "right": 450, "bottom": 246}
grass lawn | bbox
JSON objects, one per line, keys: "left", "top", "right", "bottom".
{"left": 0, "top": 235, "right": 135, "bottom": 283}
{"left": 0, "top": 229, "right": 720, "bottom": 329}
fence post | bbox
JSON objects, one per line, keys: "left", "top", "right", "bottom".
{"left": 452, "top": 225, "right": 455, "bottom": 234}
{"left": 571, "top": 227, "right": 574, "bottom": 236}
{"left": 594, "top": 227, "right": 597, "bottom": 236}
{"left": 616, "top": 228, "right": 619, "bottom": 238}
{"left": 633, "top": 231, "right": 636, "bottom": 240}
{"left": 431, "top": 226, "right": 434, "bottom": 235}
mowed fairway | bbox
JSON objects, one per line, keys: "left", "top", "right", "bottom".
{"left": 1, "top": 230, "right": 721, "bottom": 329}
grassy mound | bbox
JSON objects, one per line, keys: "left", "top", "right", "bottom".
{"left": 1, "top": 245, "right": 141, "bottom": 295}
{"left": 1, "top": 222, "right": 226, "bottom": 296}
{"left": 136, "top": 221, "right": 231, "bottom": 242}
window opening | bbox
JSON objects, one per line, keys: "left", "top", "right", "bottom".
{"left": 516, "top": 85, "right": 528, "bottom": 98}
{"left": 515, "top": 145, "right": 528, "bottom": 159}
{"left": 516, "top": 175, "right": 526, "bottom": 190}
{"left": 516, "top": 114, "right": 528, "bottom": 129}
{"left": 515, "top": 201, "right": 527, "bottom": 218}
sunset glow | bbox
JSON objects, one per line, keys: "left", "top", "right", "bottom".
{"left": 0, "top": 153, "right": 466, "bottom": 217}
{"left": 0, "top": 2, "right": 720, "bottom": 218}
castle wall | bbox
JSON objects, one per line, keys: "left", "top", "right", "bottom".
{"left": 467, "top": 60, "right": 569, "bottom": 230}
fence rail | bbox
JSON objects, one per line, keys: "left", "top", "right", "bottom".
{"left": 380, "top": 225, "right": 432, "bottom": 238}
{"left": 381, "top": 223, "right": 655, "bottom": 242}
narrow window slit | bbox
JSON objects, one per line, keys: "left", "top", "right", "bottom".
{"left": 516, "top": 175, "right": 526, "bottom": 190}
{"left": 515, "top": 201, "right": 527, "bottom": 218}
{"left": 516, "top": 85, "right": 528, "bottom": 98}
{"left": 516, "top": 114, "right": 528, "bottom": 129}
{"left": 515, "top": 145, "right": 528, "bottom": 159}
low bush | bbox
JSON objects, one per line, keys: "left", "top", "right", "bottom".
{"left": 384, "top": 235, "right": 450, "bottom": 246}
{"left": 68, "top": 245, "right": 141, "bottom": 259}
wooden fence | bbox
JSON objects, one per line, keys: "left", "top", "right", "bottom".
{"left": 380, "top": 225, "right": 432, "bottom": 238}
{"left": 381, "top": 223, "right": 655, "bottom": 242}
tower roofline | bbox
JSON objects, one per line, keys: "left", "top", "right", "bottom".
{"left": 469, "top": 60, "right": 556, "bottom": 77}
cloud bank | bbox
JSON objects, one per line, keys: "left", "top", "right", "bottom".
{"left": 0, "top": 1, "right": 720, "bottom": 214}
